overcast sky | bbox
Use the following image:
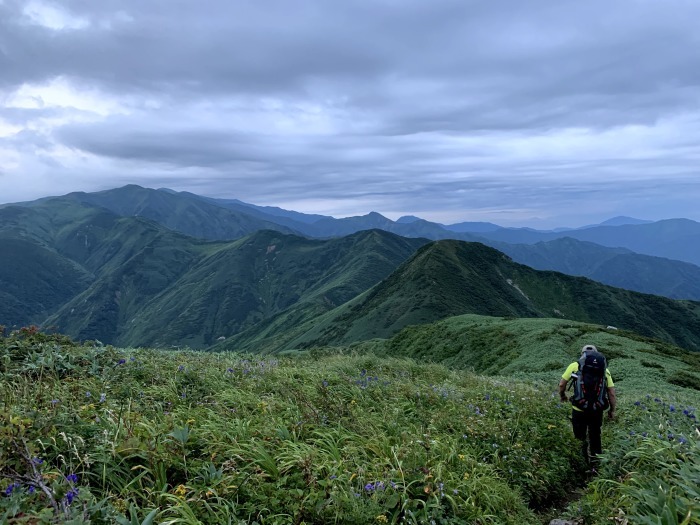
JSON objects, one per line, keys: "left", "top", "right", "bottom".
{"left": 1, "top": 0, "right": 699, "bottom": 228}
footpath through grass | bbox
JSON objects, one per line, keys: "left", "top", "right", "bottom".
{"left": 1, "top": 327, "right": 699, "bottom": 524}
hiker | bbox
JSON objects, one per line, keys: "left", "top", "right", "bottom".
{"left": 558, "top": 344, "right": 617, "bottom": 468}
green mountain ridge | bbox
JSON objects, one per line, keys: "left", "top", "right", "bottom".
{"left": 28, "top": 185, "right": 298, "bottom": 241}
{"left": 115, "top": 229, "right": 426, "bottom": 348}
{"left": 3, "top": 187, "right": 700, "bottom": 354}
{"left": 37, "top": 224, "right": 425, "bottom": 347}
{"left": 7, "top": 185, "right": 700, "bottom": 301}
{"left": 216, "top": 240, "right": 700, "bottom": 354}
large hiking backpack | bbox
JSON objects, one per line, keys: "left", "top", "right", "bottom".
{"left": 570, "top": 351, "right": 609, "bottom": 412}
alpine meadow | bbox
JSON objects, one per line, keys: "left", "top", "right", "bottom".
{"left": 2, "top": 186, "right": 699, "bottom": 524}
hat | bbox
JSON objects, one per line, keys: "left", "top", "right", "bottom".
{"left": 581, "top": 344, "right": 597, "bottom": 354}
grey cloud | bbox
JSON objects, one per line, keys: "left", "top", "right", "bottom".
{"left": 3, "top": 0, "right": 700, "bottom": 226}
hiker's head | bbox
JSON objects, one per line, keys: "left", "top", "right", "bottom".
{"left": 581, "top": 344, "right": 598, "bottom": 356}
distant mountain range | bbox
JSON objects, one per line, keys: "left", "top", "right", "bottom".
{"left": 7, "top": 185, "right": 700, "bottom": 297}
{"left": 2, "top": 185, "right": 700, "bottom": 352}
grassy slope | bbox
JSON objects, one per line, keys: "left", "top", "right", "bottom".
{"left": 43, "top": 217, "right": 210, "bottom": 344}
{"left": 0, "top": 237, "right": 94, "bottom": 328}
{"left": 213, "top": 231, "right": 428, "bottom": 353}
{"left": 355, "top": 314, "right": 700, "bottom": 392}
{"left": 0, "top": 203, "right": 121, "bottom": 328}
{"left": 1, "top": 322, "right": 698, "bottom": 524}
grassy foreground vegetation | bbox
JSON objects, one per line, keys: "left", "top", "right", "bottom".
{"left": 1, "top": 323, "right": 699, "bottom": 524}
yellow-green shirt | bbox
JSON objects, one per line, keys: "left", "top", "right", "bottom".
{"left": 562, "top": 362, "right": 614, "bottom": 412}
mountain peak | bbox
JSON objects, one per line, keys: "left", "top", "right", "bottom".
{"left": 599, "top": 216, "right": 652, "bottom": 227}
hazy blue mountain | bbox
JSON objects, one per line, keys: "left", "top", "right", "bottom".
{"left": 291, "top": 211, "right": 472, "bottom": 241}
{"left": 201, "top": 197, "right": 328, "bottom": 225}
{"left": 396, "top": 215, "right": 422, "bottom": 224}
{"left": 598, "top": 216, "right": 653, "bottom": 227}
{"left": 169, "top": 190, "right": 327, "bottom": 230}
{"left": 441, "top": 221, "right": 502, "bottom": 233}
{"left": 495, "top": 237, "right": 700, "bottom": 300}
{"left": 473, "top": 219, "right": 700, "bottom": 266}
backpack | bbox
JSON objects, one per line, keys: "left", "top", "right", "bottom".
{"left": 570, "top": 351, "right": 609, "bottom": 412}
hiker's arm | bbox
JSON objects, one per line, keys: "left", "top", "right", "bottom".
{"left": 558, "top": 379, "right": 568, "bottom": 402}
{"left": 607, "top": 387, "right": 617, "bottom": 418}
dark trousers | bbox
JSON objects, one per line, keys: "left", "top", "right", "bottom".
{"left": 571, "top": 409, "right": 604, "bottom": 463}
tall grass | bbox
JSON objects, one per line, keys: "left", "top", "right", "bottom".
{"left": 1, "top": 326, "right": 699, "bottom": 524}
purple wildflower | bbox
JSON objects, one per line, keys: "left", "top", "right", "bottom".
{"left": 4, "top": 483, "right": 20, "bottom": 496}
{"left": 117, "top": 358, "right": 126, "bottom": 365}
{"left": 66, "top": 473, "right": 79, "bottom": 484}
{"left": 65, "top": 488, "right": 79, "bottom": 505}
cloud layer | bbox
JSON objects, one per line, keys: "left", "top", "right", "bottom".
{"left": 1, "top": 0, "right": 700, "bottom": 227}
